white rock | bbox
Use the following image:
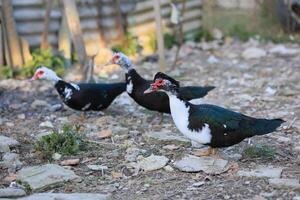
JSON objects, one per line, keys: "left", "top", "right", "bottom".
{"left": 0, "top": 152, "right": 23, "bottom": 171}
{"left": 293, "top": 196, "right": 300, "bottom": 200}
{"left": 17, "top": 114, "right": 26, "bottom": 120}
{"left": 163, "top": 165, "right": 174, "bottom": 172}
{"left": 212, "top": 28, "right": 223, "bottom": 40}
{"left": 87, "top": 165, "right": 108, "bottom": 171}
{"left": 31, "top": 100, "right": 48, "bottom": 108}
{"left": 173, "top": 154, "right": 228, "bottom": 174}
{"left": 269, "top": 178, "right": 300, "bottom": 188}
{"left": 16, "top": 193, "right": 111, "bottom": 200}
{"left": 137, "top": 154, "right": 169, "bottom": 171}
{"left": 269, "top": 45, "right": 300, "bottom": 56}
{"left": 17, "top": 164, "right": 79, "bottom": 192}
{"left": 125, "top": 147, "right": 142, "bottom": 162}
{"left": 48, "top": 104, "right": 62, "bottom": 112}
{"left": 0, "top": 188, "right": 26, "bottom": 198}
{"left": 39, "top": 121, "right": 54, "bottom": 129}
{"left": 237, "top": 166, "right": 282, "bottom": 178}
{"left": 144, "top": 131, "right": 190, "bottom": 145}
{"left": 276, "top": 136, "right": 291, "bottom": 143}
{"left": 207, "top": 55, "right": 219, "bottom": 64}
{"left": 52, "top": 153, "right": 62, "bottom": 160}
{"left": 0, "top": 135, "right": 19, "bottom": 152}
{"left": 192, "top": 181, "right": 205, "bottom": 187}
{"left": 265, "top": 87, "right": 276, "bottom": 96}
{"left": 242, "top": 47, "right": 266, "bottom": 59}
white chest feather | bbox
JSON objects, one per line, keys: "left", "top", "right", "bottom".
{"left": 169, "top": 95, "right": 212, "bottom": 144}
{"left": 63, "top": 87, "right": 73, "bottom": 101}
{"left": 70, "top": 83, "right": 80, "bottom": 91}
{"left": 126, "top": 80, "right": 133, "bottom": 94}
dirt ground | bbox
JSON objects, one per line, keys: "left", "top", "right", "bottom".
{"left": 0, "top": 40, "right": 300, "bottom": 199}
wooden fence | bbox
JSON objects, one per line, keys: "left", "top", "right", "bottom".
{"left": 2, "top": 0, "right": 202, "bottom": 66}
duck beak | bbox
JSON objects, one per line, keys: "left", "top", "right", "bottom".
{"left": 103, "top": 59, "right": 113, "bottom": 67}
{"left": 30, "top": 74, "right": 38, "bottom": 81}
{"left": 144, "top": 83, "right": 158, "bottom": 94}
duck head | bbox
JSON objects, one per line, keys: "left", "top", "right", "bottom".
{"left": 107, "top": 52, "right": 133, "bottom": 72}
{"left": 144, "top": 72, "right": 180, "bottom": 95}
{"left": 31, "top": 66, "right": 61, "bottom": 82}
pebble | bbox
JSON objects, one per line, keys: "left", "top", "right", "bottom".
{"left": 39, "top": 121, "right": 54, "bottom": 129}
{"left": 163, "top": 144, "right": 179, "bottom": 151}
{"left": 60, "top": 159, "right": 80, "bottom": 166}
{"left": 269, "top": 178, "right": 300, "bottom": 188}
{"left": 137, "top": 154, "right": 169, "bottom": 172}
{"left": 0, "top": 188, "right": 26, "bottom": 198}
{"left": 17, "top": 164, "right": 79, "bottom": 192}
{"left": 237, "top": 166, "right": 282, "bottom": 178}
{"left": 52, "top": 153, "right": 62, "bottom": 160}
{"left": 163, "top": 165, "right": 174, "bottom": 172}
{"left": 31, "top": 100, "right": 48, "bottom": 108}
{"left": 242, "top": 47, "right": 266, "bottom": 59}
{"left": 0, "top": 152, "right": 23, "bottom": 171}
{"left": 87, "top": 164, "right": 108, "bottom": 172}
{"left": 0, "top": 135, "right": 20, "bottom": 152}
{"left": 48, "top": 104, "right": 62, "bottom": 112}
{"left": 17, "top": 114, "right": 26, "bottom": 119}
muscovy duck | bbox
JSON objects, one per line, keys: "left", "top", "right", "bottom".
{"left": 107, "top": 52, "right": 215, "bottom": 114}
{"left": 144, "top": 72, "right": 285, "bottom": 156}
{"left": 31, "top": 66, "right": 126, "bottom": 111}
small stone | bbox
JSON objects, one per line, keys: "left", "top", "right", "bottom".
{"left": 31, "top": 100, "right": 48, "bottom": 109}
{"left": 6, "top": 122, "right": 14, "bottom": 127}
{"left": 242, "top": 47, "right": 266, "bottom": 59}
{"left": 212, "top": 28, "right": 223, "bottom": 40}
{"left": 0, "top": 188, "right": 26, "bottom": 198}
{"left": 163, "top": 144, "right": 179, "bottom": 150}
{"left": 207, "top": 55, "right": 219, "bottom": 64}
{"left": 192, "top": 181, "right": 205, "bottom": 187}
{"left": 87, "top": 164, "right": 108, "bottom": 171}
{"left": 269, "top": 178, "right": 300, "bottom": 188}
{"left": 265, "top": 87, "right": 276, "bottom": 96}
{"left": 0, "top": 135, "right": 19, "bottom": 152}
{"left": 293, "top": 196, "right": 300, "bottom": 200}
{"left": 173, "top": 154, "right": 228, "bottom": 174}
{"left": 97, "top": 129, "right": 112, "bottom": 139}
{"left": 39, "top": 121, "right": 54, "bottom": 129}
{"left": 17, "top": 114, "right": 26, "bottom": 120}
{"left": 52, "top": 153, "right": 62, "bottom": 160}
{"left": 60, "top": 159, "right": 80, "bottom": 166}
{"left": 269, "top": 45, "right": 300, "bottom": 56}
{"left": 0, "top": 152, "right": 23, "bottom": 171}
{"left": 277, "top": 136, "right": 291, "bottom": 143}
{"left": 237, "top": 166, "right": 282, "bottom": 178}
{"left": 34, "top": 131, "right": 52, "bottom": 140}
{"left": 144, "top": 131, "right": 190, "bottom": 145}
{"left": 48, "top": 104, "right": 62, "bottom": 112}
{"left": 17, "top": 164, "right": 79, "bottom": 192}
{"left": 125, "top": 147, "right": 142, "bottom": 162}
{"left": 253, "top": 195, "right": 267, "bottom": 200}
{"left": 163, "top": 165, "right": 174, "bottom": 172}
{"left": 15, "top": 193, "right": 111, "bottom": 200}
{"left": 137, "top": 154, "right": 169, "bottom": 172}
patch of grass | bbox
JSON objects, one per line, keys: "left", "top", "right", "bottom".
{"left": 0, "top": 66, "right": 14, "bottom": 79}
{"left": 35, "top": 125, "right": 85, "bottom": 160}
{"left": 164, "top": 33, "right": 177, "bottom": 49}
{"left": 112, "top": 32, "right": 138, "bottom": 56}
{"left": 194, "top": 28, "right": 214, "bottom": 42}
{"left": 243, "top": 144, "right": 276, "bottom": 159}
{"left": 16, "top": 180, "right": 32, "bottom": 193}
{"left": 17, "top": 48, "right": 65, "bottom": 78}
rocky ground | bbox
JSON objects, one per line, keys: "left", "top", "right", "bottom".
{"left": 0, "top": 39, "right": 300, "bottom": 200}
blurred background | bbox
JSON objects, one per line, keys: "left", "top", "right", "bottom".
{"left": 0, "top": 0, "right": 299, "bottom": 80}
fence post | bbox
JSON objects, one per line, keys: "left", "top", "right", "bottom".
{"left": 153, "top": 0, "right": 166, "bottom": 72}
{"left": 62, "top": 0, "right": 88, "bottom": 80}
{"left": 1, "top": 0, "right": 24, "bottom": 68}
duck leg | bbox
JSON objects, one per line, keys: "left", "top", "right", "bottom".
{"left": 193, "top": 146, "right": 213, "bottom": 157}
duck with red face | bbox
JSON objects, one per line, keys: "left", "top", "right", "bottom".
{"left": 106, "top": 52, "right": 215, "bottom": 117}
{"left": 145, "top": 72, "right": 285, "bottom": 156}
